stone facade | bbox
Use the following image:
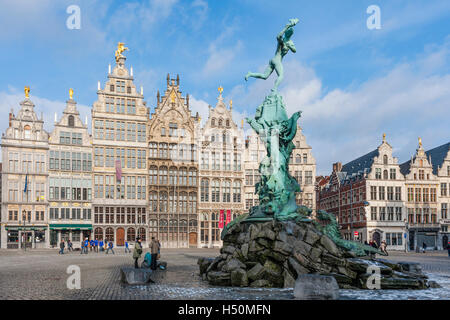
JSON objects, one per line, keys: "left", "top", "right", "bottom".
{"left": 0, "top": 45, "right": 318, "bottom": 249}
{"left": 48, "top": 92, "right": 93, "bottom": 248}
{"left": 147, "top": 74, "right": 200, "bottom": 248}
{"left": 1, "top": 90, "right": 49, "bottom": 249}
{"left": 198, "top": 89, "right": 245, "bottom": 248}
{"left": 318, "top": 135, "right": 450, "bottom": 251}
{"left": 91, "top": 55, "right": 149, "bottom": 247}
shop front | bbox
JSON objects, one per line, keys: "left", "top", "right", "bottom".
{"left": 409, "top": 226, "right": 440, "bottom": 251}
{"left": 49, "top": 224, "right": 92, "bottom": 249}
{"left": 5, "top": 226, "right": 48, "bottom": 249}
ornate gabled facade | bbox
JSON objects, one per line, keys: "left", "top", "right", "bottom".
{"left": 1, "top": 88, "right": 49, "bottom": 249}
{"left": 400, "top": 138, "right": 441, "bottom": 250}
{"left": 148, "top": 74, "right": 200, "bottom": 248}
{"left": 91, "top": 48, "right": 149, "bottom": 247}
{"left": 433, "top": 143, "right": 450, "bottom": 249}
{"left": 48, "top": 89, "right": 93, "bottom": 248}
{"left": 318, "top": 134, "right": 406, "bottom": 250}
{"left": 198, "top": 88, "right": 245, "bottom": 248}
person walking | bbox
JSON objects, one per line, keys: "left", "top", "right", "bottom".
{"left": 150, "top": 237, "right": 160, "bottom": 270}
{"left": 106, "top": 240, "right": 115, "bottom": 254}
{"left": 83, "top": 237, "right": 89, "bottom": 254}
{"left": 67, "top": 239, "right": 73, "bottom": 252}
{"left": 133, "top": 237, "right": 143, "bottom": 268}
{"left": 59, "top": 240, "right": 65, "bottom": 254}
{"left": 125, "top": 241, "right": 131, "bottom": 253}
{"left": 99, "top": 239, "right": 104, "bottom": 252}
{"left": 380, "top": 240, "right": 388, "bottom": 255}
{"left": 94, "top": 238, "right": 99, "bottom": 253}
{"left": 89, "top": 239, "right": 94, "bottom": 252}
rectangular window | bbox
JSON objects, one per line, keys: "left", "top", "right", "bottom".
{"left": 370, "top": 186, "right": 377, "bottom": 200}
{"left": 390, "top": 168, "right": 396, "bottom": 180}
{"left": 371, "top": 207, "right": 377, "bottom": 221}
{"left": 395, "top": 187, "right": 401, "bottom": 200}
{"left": 387, "top": 187, "right": 394, "bottom": 200}
{"left": 379, "top": 186, "right": 385, "bottom": 200}
{"left": 305, "top": 171, "right": 313, "bottom": 185}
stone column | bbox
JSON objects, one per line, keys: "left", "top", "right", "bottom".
{"left": 0, "top": 225, "right": 6, "bottom": 249}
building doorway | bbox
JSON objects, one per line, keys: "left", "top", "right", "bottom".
{"left": 189, "top": 232, "right": 197, "bottom": 248}
{"left": 442, "top": 235, "right": 448, "bottom": 249}
{"left": 372, "top": 231, "right": 381, "bottom": 247}
{"left": 116, "top": 228, "right": 125, "bottom": 246}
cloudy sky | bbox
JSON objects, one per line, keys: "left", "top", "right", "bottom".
{"left": 1, "top": 0, "right": 449, "bottom": 175}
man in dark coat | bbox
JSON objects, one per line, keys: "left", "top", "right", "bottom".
{"left": 150, "top": 237, "right": 160, "bottom": 270}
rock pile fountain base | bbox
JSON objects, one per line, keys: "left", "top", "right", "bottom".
{"left": 198, "top": 218, "right": 437, "bottom": 290}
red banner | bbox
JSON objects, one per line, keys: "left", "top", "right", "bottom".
{"left": 219, "top": 210, "right": 224, "bottom": 229}
{"left": 226, "top": 210, "right": 231, "bottom": 226}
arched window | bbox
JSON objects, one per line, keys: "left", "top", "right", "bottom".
{"left": 218, "top": 118, "right": 223, "bottom": 127}
{"left": 149, "top": 166, "right": 158, "bottom": 184}
{"left": 212, "top": 180, "right": 220, "bottom": 202}
{"left": 149, "top": 191, "right": 158, "bottom": 212}
{"left": 127, "top": 227, "right": 136, "bottom": 242}
{"left": 296, "top": 154, "right": 301, "bottom": 164}
{"left": 383, "top": 170, "right": 388, "bottom": 180}
{"left": 105, "top": 227, "right": 114, "bottom": 242}
{"left": 159, "top": 219, "right": 168, "bottom": 242}
{"left": 189, "top": 192, "right": 197, "bottom": 214}
{"left": 233, "top": 180, "right": 241, "bottom": 203}
{"left": 68, "top": 115, "right": 75, "bottom": 127}
{"left": 383, "top": 155, "right": 388, "bottom": 165}
{"left": 226, "top": 119, "right": 230, "bottom": 127}
{"left": 24, "top": 125, "right": 31, "bottom": 139}
{"left": 223, "top": 180, "right": 231, "bottom": 202}
{"left": 189, "top": 168, "right": 197, "bottom": 186}
{"left": 94, "top": 227, "right": 103, "bottom": 240}
{"left": 201, "top": 179, "right": 209, "bottom": 202}
{"left": 179, "top": 192, "right": 188, "bottom": 213}
{"left": 169, "top": 166, "right": 177, "bottom": 185}
{"left": 211, "top": 118, "right": 216, "bottom": 127}
{"left": 159, "top": 166, "right": 168, "bottom": 184}
{"left": 159, "top": 192, "right": 168, "bottom": 212}
{"left": 180, "top": 167, "right": 187, "bottom": 185}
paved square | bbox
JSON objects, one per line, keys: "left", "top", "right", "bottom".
{"left": 0, "top": 249, "right": 449, "bottom": 300}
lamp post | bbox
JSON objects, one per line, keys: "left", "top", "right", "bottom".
{"left": 22, "top": 210, "right": 27, "bottom": 251}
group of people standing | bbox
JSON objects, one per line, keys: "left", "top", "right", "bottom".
{"left": 133, "top": 236, "right": 161, "bottom": 270}
{"left": 58, "top": 238, "right": 126, "bottom": 255}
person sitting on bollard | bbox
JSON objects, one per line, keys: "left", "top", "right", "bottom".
{"left": 59, "top": 240, "right": 65, "bottom": 254}
{"left": 133, "top": 237, "right": 143, "bottom": 269}
{"left": 106, "top": 240, "right": 115, "bottom": 254}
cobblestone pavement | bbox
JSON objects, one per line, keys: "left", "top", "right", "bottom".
{"left": 0, "top": 249, "right": 448, "bottom": 300}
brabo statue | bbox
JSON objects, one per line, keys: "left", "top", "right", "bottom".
{"left": 234, "top": 18, "right": 307, "bottom": 224}
{"left": 245, "top": 18, "right": 299, "bottom": 92}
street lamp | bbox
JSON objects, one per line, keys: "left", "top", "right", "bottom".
{"left": 22, "top": 210, "right": 27, "bottom": 251}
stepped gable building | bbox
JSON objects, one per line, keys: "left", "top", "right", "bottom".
{"left": 148, "top": 73, "right": 200, "bottom": 248}
{"left": 91, "top": 44, "right": 149, "bottom": 247}
{"left": 1, "top": 87, "right": 49, "bottom": 249}
{"left": 318, "top": 134, "right": 406, "bottom": 250}
{"left": 400, "top": 139, "right": 449, "bottom": 250}
{"left": 244, "top": 124, "right": 317, "bottom": 217}
{"left": 48, "top": 89, "right": 93, "bottom": 248}
{"left": 198, "top": 87, "right": 245, "bottom": 248}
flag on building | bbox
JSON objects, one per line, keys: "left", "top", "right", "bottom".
{"left": 24, "top": 174, "right": 28, "bottom": 193}
{"left": 115, "top": 159, "right": 122, "bottom": 182}
{"left": 219, "top": 210, "right": 224, "bottom": 229}
{"left": 226, "top": 210, "right": 231, "bottom": 226}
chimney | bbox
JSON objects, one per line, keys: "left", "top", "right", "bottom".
{"left": 333, "top": 162, "right": 342, "bottom": 172}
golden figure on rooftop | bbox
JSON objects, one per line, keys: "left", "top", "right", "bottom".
{"left": 24, "top": 86, "right": 30, "bottom": 98}
{"left": 115, "top": 42, "right": 129, "bottom": 62}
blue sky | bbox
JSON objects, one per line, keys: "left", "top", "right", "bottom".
{"left": 1, "top": 0, "right": 449, "bottom": 174}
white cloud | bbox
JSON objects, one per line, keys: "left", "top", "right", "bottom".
{"left": 228, "top": 41, "right": 450, "bottom": 175}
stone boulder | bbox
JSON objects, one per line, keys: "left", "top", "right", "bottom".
{"left": 294, "top": 274, "right": 339, "bottom": 300}
{"left": 120, "top": 267, "right": 154, "bottom": 285}
{"left": 198, "top": 218, "right": 436, "bottom": 290}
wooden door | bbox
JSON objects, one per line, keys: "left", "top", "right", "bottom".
{"left": 116, "top": 228, "right": 125, "bottom": 246}
{"left": 189, "top": 232, "right": 197, "bottom": 247}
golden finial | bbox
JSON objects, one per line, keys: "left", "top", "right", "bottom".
{"left": 229, "top": 99, "right": 233, "bottom": 108}
{"left": 218, "top": 86, "right": 223, "bottom": 95}
{"left": 69, "top": 88, "right": 74, "bottom": 100}
{"left": 170, "top": 91, "right": 176, "bottom": 103}
{"left": 241, "top": 119, "right": 244, "bottom": 128}
{"left": 115, "top": 42, "right": 129, "bottom": 62}
{"left": 24, "top": 86, "right": 30, "bottom": 98}
{"left": 418, "top": 137, "right": 422, "bottom": 147}
{"left": 382, "top": 133, "right": 386, "bottom": 142}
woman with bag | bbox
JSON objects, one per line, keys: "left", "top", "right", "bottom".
{"left": 133, "top": 237, "right": 143, "bottom": 269}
